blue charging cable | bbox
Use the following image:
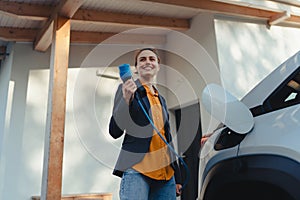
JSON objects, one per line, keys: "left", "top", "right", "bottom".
{"left": 136, "top": 94, "right": 190, "bottom": 190}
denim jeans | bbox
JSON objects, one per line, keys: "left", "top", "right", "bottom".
{"left": 120, "top": 168, "right": 176, "bottom": 200}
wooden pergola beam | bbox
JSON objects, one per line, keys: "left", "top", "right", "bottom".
{"left": 0, "top": 0, "right": 86, "bottom": 19}
{"left": 34, "top": 0, "right": 86, "bottom": 52}
{"left": 71, "top": 31, "right": 116, "bottom": 44}
{"left": 0, "top": 27, "right": 37, "bottom": 42}
{"left": 268, "top": 11, "right": 291, "bottom": 26}
{"left": 72, "top": 9, "right": 189, "bottom": 30}
{"left": 34, "top": 20, "right": 54, "bottom": 52}
{"left": 71, "top": 31, "right": 166, "bottom": 44}
{"left": 59, "top": 0, "right": 87, "bottom": 18}
{"left": 0, "top": 27, "right": 167, "bottom": 44}
{"left": 0, "top": 1, "right": 50, "bottom": 20}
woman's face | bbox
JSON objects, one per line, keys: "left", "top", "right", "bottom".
{"left": 136, "top": 50, "right": 160, "bottom": 82}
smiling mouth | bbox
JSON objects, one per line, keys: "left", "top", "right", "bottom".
{"left": 143, "top": 66, "right": 153, "bottom": 70}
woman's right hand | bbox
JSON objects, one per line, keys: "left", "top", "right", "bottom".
{"left": 122, "top": 79, "right": 137, "bottom": 105}
{"left": 201, "top": 133, "right": 213, "bottom": 147}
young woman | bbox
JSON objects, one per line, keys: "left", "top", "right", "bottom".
{"left": 109, "top": 48, "right": 182, "bottom": 200}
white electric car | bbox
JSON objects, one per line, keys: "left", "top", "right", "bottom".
{"left": 199, "top": 50, "right": 300, "bottom": 200}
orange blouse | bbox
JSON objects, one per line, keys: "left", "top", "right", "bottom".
{"left": 133, "top": 85, "right": 174, "bottom": 180}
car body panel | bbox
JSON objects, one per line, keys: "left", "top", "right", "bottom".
{"left": 238, "top": 104, "right": 300, "bottom": 161}
{"left": 199, "top": 127, "right": 239, "bottom": 197}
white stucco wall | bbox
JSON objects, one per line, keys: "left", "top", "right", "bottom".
{"left": 0, "top": 43, "right": 14, "bottom": 199}
{"left": 0, "top": 44, "right": 13, "bottom": 138}
{"left": 215, "top": 19, "right": 300, "bottom": 100}
{"left": 0, "top": 44, "right": 51, "bottom": 200}
{"left": 164, "top": 13, "right": 221, "bottom": 134}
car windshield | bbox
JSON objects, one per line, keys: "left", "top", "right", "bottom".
{"left": 251, "top": 67, "right": 300, "bottom": 116}
{"left": 264, "top": 67, "right": 300, "bottom": 111}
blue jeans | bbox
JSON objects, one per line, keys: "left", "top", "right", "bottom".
{"left": 120, "top": 168, "right": 176, "bottom": 200}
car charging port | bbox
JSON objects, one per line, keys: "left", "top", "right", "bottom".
{"left": 214, "top": 127, "right": 247, "bottom": 150}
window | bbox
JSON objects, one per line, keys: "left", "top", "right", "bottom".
{"left": 251, "top": 67, "right": 300, "bottom": 116}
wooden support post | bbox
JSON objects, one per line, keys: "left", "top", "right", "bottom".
{"left": 41, "top": 15, "right": 70, "bottom": 200}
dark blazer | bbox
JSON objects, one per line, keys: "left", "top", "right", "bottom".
{"left": 109, "top": 80, "right": 182, "bottom": 184}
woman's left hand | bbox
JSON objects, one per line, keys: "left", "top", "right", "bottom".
{"left": 176, "top": 184, "right": 182, "bottom": 196}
